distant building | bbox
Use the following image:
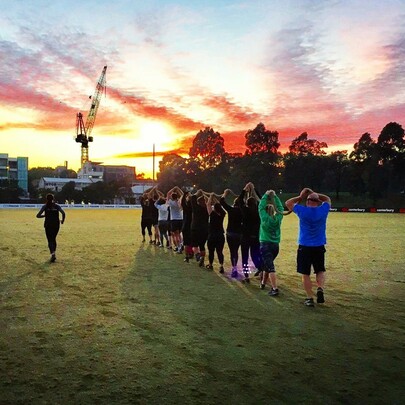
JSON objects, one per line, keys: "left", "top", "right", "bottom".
{"left": 77, "top": 162, "right": 104, "bottom": 182}
{"left": 0, "top": 153, "right": 28, "bottom": 192}
{"left": 77, "top": 161, "right": 136, "bottom": 183}
{"left": 131, "top": 181, "right": 155, "bottom": 201}
{"left": 38, "top": 177, "right": 95, "bottom": 192}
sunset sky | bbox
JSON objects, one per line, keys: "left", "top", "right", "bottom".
{"left": 1, "top": 0, "right": 405, "bottom": 177}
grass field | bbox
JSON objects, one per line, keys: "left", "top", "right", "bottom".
{"left": 0, "top": 209, "right": 404, "bottom": 404}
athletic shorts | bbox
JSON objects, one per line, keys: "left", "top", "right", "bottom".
{"left": 297, "top": 245, "right": 326, "bottom": 275}
{"left": 190, "top": 229, "right": 208, "bottom": 251}
{"left": 260, "top": 242, "right": 279, "bottom": 273}
{"left": 171, "top": 219, "right": 183, "bottom": 232}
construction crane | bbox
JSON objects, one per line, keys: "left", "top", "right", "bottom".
{"left": 75, "top": 65, "right": 107, "bottom": 167}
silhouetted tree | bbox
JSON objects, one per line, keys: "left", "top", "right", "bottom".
{"left": 189, "top": 127, "right": 225, "bottom": 170}
{"left": 245, "top": 123, "right": 280, "bottom": 155}
{"left": 288, "top": 132, "right": 328, "bottom": 156}
{"left": 157, "top": 154, "right": 190, "bottom": 191}
{"left": 284, "top": 133, "right": 328, "bottom": 191}
{"left": 377, "top": 122, "right": 405, "bottom": 192}
{"left": 0, "top": 180, "right": 24, "bottom": 203}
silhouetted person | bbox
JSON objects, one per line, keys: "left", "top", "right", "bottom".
{"left": 36, "top": 193, "right": 65, "bottom": 262}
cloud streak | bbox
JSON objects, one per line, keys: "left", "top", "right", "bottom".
{"left": 1, "top": 0, "right": 404, "bottom": 174}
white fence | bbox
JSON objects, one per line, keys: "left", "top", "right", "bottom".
{"left": 0, "top": 204, "right": 141, "bottom": 209}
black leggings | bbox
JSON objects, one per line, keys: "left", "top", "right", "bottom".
{"left": 226, "top": 232, "right": 241, "bottom": 267}
{"left": 241, "top": 235, "right": 262, "bottom": 269}
{"left": 45, "top": 225, "right": 60, "bottom": 254}
{"left": 141, "top": 218, "right": 152, "bottom": 237}
{"left": 207, "top": 234, "right": 225, "bottom": 265}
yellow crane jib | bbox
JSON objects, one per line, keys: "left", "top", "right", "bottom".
{"left": 75, "top": 65, "right": 107, "bottom": 167}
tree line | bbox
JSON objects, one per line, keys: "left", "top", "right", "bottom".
{"left": 157, "top": 122, "right": 405, "bottom": 203}
{"left": 1, "top": 121, "right": 403, "bottom": 204}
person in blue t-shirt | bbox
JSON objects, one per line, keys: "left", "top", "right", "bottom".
{"left": 286, "top": 188, "right": 331, "bottom": 307}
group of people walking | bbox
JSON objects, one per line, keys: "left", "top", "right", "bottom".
{"left": 139, "top": 183, "right": 331, "bottom": 306}
{"left": 35, "top": 185, "right": 331, "bottom": 307}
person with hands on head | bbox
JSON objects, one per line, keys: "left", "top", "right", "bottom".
{"left": 139, "top": 192, "right": 154, "bottom": 243}
{"left": 167, "top": 186, "right": 184, "bottom": 253}
{"left": 36, "top": 193, "right": 66, "bottom": 263}
{"left": 205, "top": 193, "right": 226, "bottom": 273}
{"left": 190, "top": 189, "right": 209, "bottom": 267}
{"left": 220, "top": 188, "right": 243, "bottom": 278}
{"left": 239, "top": 182, "right": 262, "bottom": 283}
{"left": 285, "top": 188, "right": 331, "bottom": 307}
{"left": 258, "top": 189, "right": 284, "bottom": 296}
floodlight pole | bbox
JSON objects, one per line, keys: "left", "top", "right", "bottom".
{"left": 152, "top": 143, "right": 155, "bottom": 183}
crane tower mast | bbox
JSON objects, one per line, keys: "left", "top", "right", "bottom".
{"left": 75, "top": 65, "right": 107, "bottom": 167}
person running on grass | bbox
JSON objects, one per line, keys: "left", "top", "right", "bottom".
{"left": 36, "top": 193, "right": 66, "bottom": 263}
{"left": 205, "top": 193, "right": 226, "bottom": 273}
{"left": 285, "top": 188, "right": 331, "bottom": 307}
{"left": 220, "top": 189, "right": 243, "bottom": 278}
{"left": 258, "top": 189, "right": 284, "bottom": 296}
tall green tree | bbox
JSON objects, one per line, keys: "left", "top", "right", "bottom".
{"left": 245, "top": 122, "right": 280, "bottom": 155}
{"left": 189, "top": 127, "right": 225, "bottom": 170}
{"left": 377, "top": 122, "right": 405, "bottom": 192}
{"left": 284, "top": 133, "right": 328, "bottom": 191}
{"left": 157, "top": 154, "right": 190, "bottom": 191}
{"left": 241, "top": 123, "right": 282, "bottom": 192}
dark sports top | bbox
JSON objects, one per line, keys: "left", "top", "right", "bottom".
{"left": 37, "top": 203, "right": 65, "bottom": 227}
{"left": 140, "top": 197, "right": 154, "bottom": 220}
{"left": 181, "top": 196, "right": 192, "bottom": 230}
{"left": 190, "top": 195, "right": 209, "bottom": 232}
{"left": 239, "top": 190, "right": 261, "bottom": 238}
{"left": 150, "top": 200, "right": 159, "bottom": 222}
{"left": 220, "top": 197, "right": 243, "bottom": 234}
{"left": 208, "top": 209, "right": 225, "bottom": 236}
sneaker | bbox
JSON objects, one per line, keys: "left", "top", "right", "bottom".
{"left": 219, "top": 266, "right": 225, "bottom": 274}
{"left": 50, "top": 255, "right": 56, "bottom": 263}
{"left": 260, "top": 283, "right": 265, "bottom": 290}
{"left": 195, "top": 253, "right": 201, "bottom": 262}
{"left": 173, "top": 247, "right": 178, "bottom": 252}
{"left": 268, "top": 288, "right": 279, "bottom": 296}
{"left": 231, "top": 269, "right": 238, "bottom": 278}
{"left": 198, "top": 257, "right": 204, "bottom": 267}
{"left": 317, "top": 288, "right": 325, "bottom": 303}
{"left": 304, "top": 298, "right": 315, "bottom": 307}
{"left": 184, "top": 257, "right": 189, "bottom": 263}
{"left": 205, "top": 264, "right": 213, "bottom": 270}
{"left": 254, "top": 269, "right": 262, "bottom": 277}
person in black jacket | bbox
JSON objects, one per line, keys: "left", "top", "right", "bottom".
{"left": 181, "top": 191, "right": 193, "bottom": 262}
{"left": 139, "top": 194, "right": 154, "bottom": 243}
{"left": 190, "top": 189, "right": 209, "bottom": 267}
{"left": 205, "top": 193, "right": 226, "bottom": 273}
{"left": 220, "top": 189, "right": 243, "bottom": 277}
{"left": 36, "top": 193, "right": 66, "bottom": 262}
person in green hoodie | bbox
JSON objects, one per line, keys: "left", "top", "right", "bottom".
{"left": 258, "top": 189, "right": 284, "bottom": 296}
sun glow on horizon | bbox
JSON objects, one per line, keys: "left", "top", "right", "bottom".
{"left": 137, "top": 121, "right": 175, "bottom": 151}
